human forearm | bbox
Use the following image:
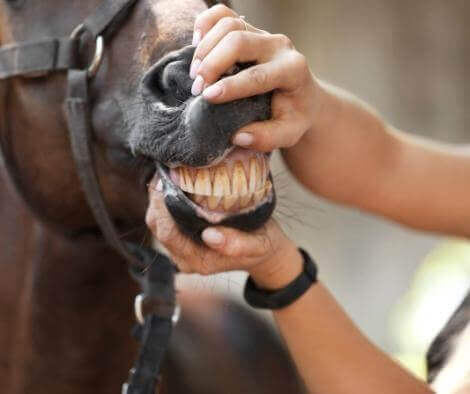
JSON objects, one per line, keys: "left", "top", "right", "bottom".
{"left": 248, "top": 246, "right": 432, "bottom": 394}
{"left": 273, "top": 280, "right": 433, "bottom": 394}
{"left": 283, "top": 81, "right": 470, "bottom": 238}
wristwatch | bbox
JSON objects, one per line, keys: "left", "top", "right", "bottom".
{"left": 244, "top": 248, "right": 318, "bottom": 310}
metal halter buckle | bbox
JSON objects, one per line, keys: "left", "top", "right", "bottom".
{"left": 134, "top": 294, "right": 181, "bottom": 326}
{"left": 70, "top": 23, "right": 104, "bottom": 79}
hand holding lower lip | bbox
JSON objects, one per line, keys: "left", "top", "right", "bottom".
{"left": 146, "top": 176, "right": 297, "bottom": 285}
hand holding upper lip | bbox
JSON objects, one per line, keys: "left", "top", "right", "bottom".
{"left": 146, "top": 177, "right": 302, "bottom": 287}
{"left": 189, "top": 4, "right": 319, "bottom": 153}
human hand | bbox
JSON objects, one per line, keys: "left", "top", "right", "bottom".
{"left": 189, "top": 4, "right": 319, "bottom": 153}
{"left": 146, "top": 178, "right": 303, "bottom": 289}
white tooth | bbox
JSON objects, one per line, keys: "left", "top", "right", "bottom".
{"left": 256, "top": 159, "right": 264, "bottom": 189}
{"left": 253, "top": 188, "right": 264, "bottom": 204}
{"left": 183, "top": 168, "right": 194, "bottom": 193}
{"left": 179, "top": 168, "right": 186, "bottom": 190}
{"left": 265, "top": 180, "right": 273, "bottom": 196}
{"left": 232, "top": 161, "right": 248, "bottom": 197}
{"left": 195, "top": 169, "right": 212, "bottom": 196}
{"left": 213, "top": 167, "right": 231, "bottom": 197}
{"left": 249, "top": 158, "right": 257, "bottom": 195}
{"left": 260, "top": 158, "right": 267, "bottom": 185}
{"left": 224, "top": 196, "right": 237, "bottom": 210}
{"left": 254, "top": 181, "right": 272, "bottom": 204}
{"left": 208, "top": 196, "right": 221, "bottom": 210}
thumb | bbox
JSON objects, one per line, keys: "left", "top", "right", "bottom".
{"left": 233, "top": 119, "right": 300, "bottom": 152}
{"left": 201, "top": 226, "right": 273, "bottom": 258}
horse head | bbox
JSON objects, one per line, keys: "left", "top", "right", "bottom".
{"left": 0, "top": 0, "right": 276, "bottom": 243}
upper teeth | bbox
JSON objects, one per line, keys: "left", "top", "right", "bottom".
{"left": 177, "top": 157, "right": 267, "bottom": 197}
{"left": 176, "top": 157, "right": 271, "bottom": 211}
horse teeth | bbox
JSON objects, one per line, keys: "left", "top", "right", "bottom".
{"left": 213, "top": 166, "right": 231, "bottom": 197}
{"left": 240, "top": 194, "right": 252, "bottom": 208}
{"left": 176, "top": 155, "right": 271, "bottom": 211}
{"left": 260, "top": 159, "right": 267, "bottom": 185}
{"left": 265, "top": 180, "right": 272, "bottom": 195}
{"left": 208, "top": 196, "right": 221, "bottom": 210}
{"left": 179, "top": 168, "right": 190, "bottom": 193}
{"left": 232, "top": 161, "right": 248, "bottom": 197}
{"left": 194, "top": 168, "right": 212, "bottom": 196}
{"left": 253, "top": 188, "right": 264, "bottom": 204}
{"left": 224, "top": 195, "right": 237, "bottom": 210}
{"left": 249, "top": 158, "right": 257, "bottom": 194}
{"left": 183, "top": 168, "right": 194, "bottom": 193}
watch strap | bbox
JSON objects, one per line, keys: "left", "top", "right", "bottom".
{"left": 244, "top": 248, "right": 318, "bottom": 310}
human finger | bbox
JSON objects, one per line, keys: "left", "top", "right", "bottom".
{"left": 231, "top": 117, "right": 305, "bottom": 152}
{"left": 192, "top": 31, "right": 282, "bottom": 94}
{"left": 201, "top": 61, "right": 282, "bottom": 103}
{"left": 201, "top": 222, "right": 280, "bottom": 259}
{"left": 192, "top": 4, "right": 238, "bottom": 46}
{"left": 190, "top": 16, "right": 259, "bottom": 79}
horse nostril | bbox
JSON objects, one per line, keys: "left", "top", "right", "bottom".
{"left": 142, "top": 46, "right": 195, "bottom": 107}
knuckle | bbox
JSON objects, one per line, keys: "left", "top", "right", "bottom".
{"left": 212, "top": 3, "right": 231, "bottom": 14}
{"left": 291, "top": 52, "right": 308, "bottom": 71}
{"left": 226, "top": 30, "right": 244, "bottom": 48}
{"left": 248, "top": 66, "right": 268, "bottom": 87}
{"left": 259, "top": 235, "right": 272, "bottom": 255}
{"left": 145, "top": 211, "right": 156, "bottom": 231}
{"left": 258, "top": 129, "right": 273, "bottom": 151}
{"left": 198, "top": 261, "right": 214, "bottom": 276}
{"left": 225, "top": 242, "right": 244, "bottom": 258}
{"left": 285, "top": 132, "right": 298, "bottom": 147}
{"left": 155, "top": 221, "right": 173, "bottom": 243}
{"left": 274, "top": 33, "right": 294, "bottom": 49}
{"left": 219, "top": 16, "right": 240, "bottom": 30}
{"left": 194, "top": 14, "right": 206, "bottom": 29}
{"left": 198, "top": 60, "right": 215, "bottom": 81}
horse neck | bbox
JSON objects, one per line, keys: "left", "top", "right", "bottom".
{"left": 0, "top": 172, "right": 138, "bottom": 393}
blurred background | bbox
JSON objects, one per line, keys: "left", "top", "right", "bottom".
{"left": 179, "top": 0, "right": 470, "bottom": 379}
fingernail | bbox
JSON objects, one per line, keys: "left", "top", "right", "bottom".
{"left": 156, "top": 179, "right": 163, "bottom": 192}
{"left": 192, "top": 29, "right": 202, "bottom": 46}
{"left": 202, "top": 228, "right": 225, "bottom": 246}
{"left": 189, "top": 58, "right": 201, "bottom": 79}
{"left": 191, "top": 75, "right": 205, "bottom": 96}
{"left": 203, "top": 83, "right": 223, "bottom": 100}
{"left": 233, "top": 132, "right": 254, "bottom": 147}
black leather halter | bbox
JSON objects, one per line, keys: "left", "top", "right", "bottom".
{"left": 0, "top": 1, "right": 177, "bottom": 393}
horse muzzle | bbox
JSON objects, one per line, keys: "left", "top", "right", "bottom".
{"left": 132, "top": 46, "right": 276, "bottom": 240}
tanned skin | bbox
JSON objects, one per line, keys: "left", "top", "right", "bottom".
{"left": 147, "top": 4, "right": 470, "bottom": 394}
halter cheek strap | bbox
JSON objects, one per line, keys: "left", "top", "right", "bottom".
{"left": 0, "top": 1, "right": 178, "bottom": 393}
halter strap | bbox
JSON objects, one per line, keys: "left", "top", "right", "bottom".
{"left": 0, "top": 1, "right": 178, "bottom": 393}
{"left": 65, "top": 69, "right": 146, "bottom": 267}
{"left": 0, "top": 0, "right": 138, "bottom": 80}
{"left": 82, "top": 0, "right": 140, "bottom": 38}
{"left": 0, "top": 38, "right": 79, "bottom": 79}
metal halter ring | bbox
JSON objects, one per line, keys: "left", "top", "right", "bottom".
{"left": 70, "top": 24, "right": 104, "bottom": 79}
{"left": 134, "top": 294, "right": 181, "bottom": 326}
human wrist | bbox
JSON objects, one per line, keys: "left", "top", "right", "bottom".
{"left": 248, "top": 241, "right": 303, "bottom": 291}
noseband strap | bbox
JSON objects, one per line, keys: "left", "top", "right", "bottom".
{"left": 0, "top": 1, "right": 177, "bottom": 393}
{"left": 0, "top": 38, "right": 79, "bottom": 79}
